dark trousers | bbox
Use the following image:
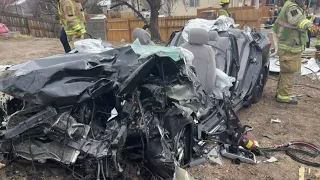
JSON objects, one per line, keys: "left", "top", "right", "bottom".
{"left": 306, "top": 30, "right": 311, "bottom": 48}
{"left": 60, "top": 28, "right": 71, "bottom": 53}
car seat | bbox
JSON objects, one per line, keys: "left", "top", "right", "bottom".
{"left": 132, "top": 28, "right": 155, "bottom": 45}
{"left": 208, "top": 30, "right": 231, "bottom": 74}
{"left": 180, "top": 28, "right": 216, "bottom": 95}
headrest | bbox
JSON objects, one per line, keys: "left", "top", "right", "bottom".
{"left": 208, "top": 31, "right": 219, "bottom": 41}
{"left": 228, "top": 28, "right": 242, "bottom": 38}
{"left": 188, "top": 28, "right": 209, "bottom": 45}
{"left": 132, "top": 28, "right": 154, "bottom": 45}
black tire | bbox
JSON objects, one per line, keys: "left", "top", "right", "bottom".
{"left": 251, "top": 66, "right": 269, "bottom": 104}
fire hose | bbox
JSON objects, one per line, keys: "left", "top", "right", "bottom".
{"left": 259, "top": 141, "right": 320, "bottom": 167}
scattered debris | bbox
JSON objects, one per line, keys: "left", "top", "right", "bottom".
{"left": 254, "top": 141, "right": 260, "bottom": 147}
{"left": 173, "top": 165, "right": 194, "bottom": 180}
{"left": 189, "top": 157, "right": 207, "bottom": 168}
{"left": 270, "top": 57, "right": 320, "bottom": 76}
{"left": 271, "top": 118, "right": 281, "bottom": 123}
{"left": 263, "top": 156, "right": 278, "bottom": 163}
{"left": 0, "top": 163, "right": 5, "bottom": 169}
{"left": 302, "top": 58, "right": 320, "bottom": 76}
{"left": 262, "top": 134, "right": 273, "bottom": 139}
{"left": 302, "top": 48, "right": 317, "bottom": 59}
{"left": 220, "top": 145, "right": 257, "bottom": 164}
{"left": 207, "top": 146, "right": 223, "bottom": 165}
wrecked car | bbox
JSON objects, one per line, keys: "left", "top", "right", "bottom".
{"left": 167, "top": 18, "right": 270, "bottom": 111}
{"left": 0, "top": 18, "right": 270, "bottom": 179}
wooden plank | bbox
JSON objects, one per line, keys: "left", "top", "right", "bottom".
{"left": 128, "top": 20, "right": 131, "bottom": 42}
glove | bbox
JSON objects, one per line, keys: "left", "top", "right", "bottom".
{"left": 308, "top": 25, "right": 319, "bottom": 35}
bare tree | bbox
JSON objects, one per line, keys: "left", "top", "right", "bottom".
{"left": 0, "top": 0, "right": 19, "bottom": 13}
{"left": 111, "top": 1, "right": 149, "bottom": 24}
{"left": 146, "top": 0, "right": 161, "bottom": 42}
{"left": 111, "top": 0, "right": 179, "bottom": 42}
{"left": 33, "top": 0, "right": 102, "bottom": 20}
{"left": 162, "top": 0, "right": 179, "bottom": 16}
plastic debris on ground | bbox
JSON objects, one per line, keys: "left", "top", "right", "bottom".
{"left": 269, "top": 57, "right": 320, "bottom": 76}
{"left": 270, "top": 118, "right": 281, "bottom": 123}
{"left": 173, "top": 165, "right": 194, "bottom": 180}
{"left": 74, "top": 39, "right": 114, "bottom": 53}
{"left": 263, "top": 156, "right": 278, "bottom": 163}
{"left": 301, "top": 58, "right": 320, "bottom": 76}
{"left": 207, "top": 146, "right": 223, "bottom": 165}
{"left": 0, "top": 65, "right": 11, "bottom": 71}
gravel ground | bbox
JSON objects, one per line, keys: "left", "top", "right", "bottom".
{"left": 0, "top": 36, "right": 319, "bottom": 180}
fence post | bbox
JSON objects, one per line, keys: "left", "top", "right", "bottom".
{"left": 105, "top": 19, "right": 108, "bottom": 41}
{"left": 165, "top": 18, "right": 169, "bottom": 41}
{"left": 127, "top": 20, "right": 131, "bottom": 42}
{"left": 25, "top": 17, "right": 31, "bottom": 35}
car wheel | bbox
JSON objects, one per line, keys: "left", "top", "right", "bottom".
{"left": 251, "top": 66, "right": 268, "bottom": 104}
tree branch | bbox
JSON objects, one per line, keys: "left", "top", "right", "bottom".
{"left": 110, "top": 0, "right": 149, "bottom": 25}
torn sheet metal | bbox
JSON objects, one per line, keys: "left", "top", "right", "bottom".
{"left": 181, "top": 17, "right": 239, "bottom": 42}
{"left": 14, "top": 140, "right": 80, "bottom": 164}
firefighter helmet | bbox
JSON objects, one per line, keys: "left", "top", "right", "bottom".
{"left": 220, "top": 0, "right": 230, "bottom": 5}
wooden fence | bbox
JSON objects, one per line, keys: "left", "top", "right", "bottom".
{"left": 106, "top": 16, "right": 196, "bottom": 42}
{"left": 197, "top": 6, "right": 284, "bottom": 30}
{"left": 0, "top": 13, "right": 60, "bottom": 38}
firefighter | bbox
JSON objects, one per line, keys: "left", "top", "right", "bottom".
{"left": 58, "top": 0, "right": 86, "bottom": 49}
{"left": 273, "top": 0, "right": 318, "bottom": 104}
{"left": 74, "top": 0, "right": 86, "bottom": 39}
{"left": 217, "top": 0, "right": 231, "bottom": 18}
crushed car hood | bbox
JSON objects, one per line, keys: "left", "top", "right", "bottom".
{"left": 0, "top": 46, "right": 170, "bottom": 106}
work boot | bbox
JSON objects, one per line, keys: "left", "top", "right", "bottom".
{"left": 276, "top": 94, "right": 298, "bottom": 105}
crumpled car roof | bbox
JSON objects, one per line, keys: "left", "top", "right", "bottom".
{"left": 0, "top": 46, "right": 183, "bottom": 106}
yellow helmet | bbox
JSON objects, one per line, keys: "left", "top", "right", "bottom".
{"left": 220, "top": 0, "right": 230, "bottom": 5}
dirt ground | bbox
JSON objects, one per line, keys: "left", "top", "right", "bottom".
{"left": 0, "top": 36, "right": 320, "bottom": 180}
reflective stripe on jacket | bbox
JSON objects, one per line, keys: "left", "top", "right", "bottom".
{"left": 58, "top": 0, "right": 82, "bottom": 36}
